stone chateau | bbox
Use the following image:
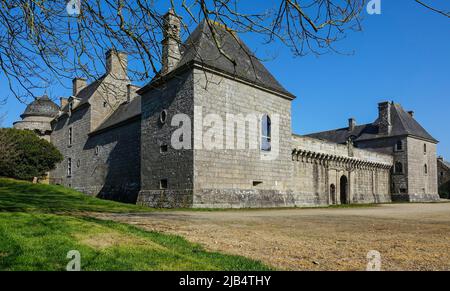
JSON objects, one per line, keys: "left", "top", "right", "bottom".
{"left": 13, "top": 10, "right": 440, "bottom": 208}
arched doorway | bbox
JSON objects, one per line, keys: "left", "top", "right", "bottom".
{"left": 330, "top": 184, "right": 336, "bottom": 205}
{"left": 340, "top": 175, "right": 348, "bottom": 204}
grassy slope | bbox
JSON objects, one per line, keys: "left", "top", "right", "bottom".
{"left": 0, "top": 178, "right": 270, "bottom": 271}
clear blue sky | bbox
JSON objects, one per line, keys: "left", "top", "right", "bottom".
{"left": 1, "top": 1, "right": 449, "bottom": 157}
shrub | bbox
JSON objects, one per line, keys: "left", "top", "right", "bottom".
{"left": 0, "top": 128, "right": 63, "bottom": 181}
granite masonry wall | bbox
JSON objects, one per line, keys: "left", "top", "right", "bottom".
{"left": 191, "top": 68, "right": 295, "bottom": 208}
{"left": 137, "top": 71, "right": 195, "bottom": 208}
{"left": 292, "top": 136, "right": 393, "bottom": 205}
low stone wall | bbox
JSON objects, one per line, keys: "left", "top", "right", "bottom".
{"left": 137, "top": 190, "right": 193, "bottom": 208}
{"left": 391, "top": 193, "right": 441, "bottom": 203}
{"left": 192, "top": 189, "right": 328, "bottom": 208}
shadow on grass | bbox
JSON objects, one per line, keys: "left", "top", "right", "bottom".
{"left": 0, "top": 178, "right": 152, "bottom": 214}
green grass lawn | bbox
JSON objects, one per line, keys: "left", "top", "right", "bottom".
{"left": 0, "top": 178, "right": 270, "bottom": 271}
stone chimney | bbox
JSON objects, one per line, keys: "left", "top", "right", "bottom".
{"left": 106, "top": 49, "right": 128, "bottom": 80}
{"left": 161, "top": 9, "right": 181, "bottom": 75}
{"left": 72, "top": 78, "right": 87, "bottom": 96}
{"left": 378, "top": 101, "right": 392, "bottom": 135}
{"left": 126, "top": 84, "right": 140, "bottom": 103}
{"left": 348, "top": 118, "right": 356, "bottom": 131}
{"left": 408, "top": 111, "right": 414, "bottom": 118}
{"left": 60, "top": 97, "right": 69, "bottom": 109}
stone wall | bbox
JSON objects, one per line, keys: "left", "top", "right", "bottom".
{"left": 437, "top": 158, "right": 450, "bottom": 198}
{"left": 137, "top": 71, "right": 195, "bottom": 208}
{"left": 401, "top": 137, "right": 439, "bottom": 202}
{"left": 292, "top": 136, "right": 393, "bottom": 205}
{"left": 50, "top": 103, "right": 141, "bottom": 203}
{"left": 356, "top": 136, "right": 439, "bottom": 202}
{"left": 191, "top": 68, "right": 294, "bottom": 208}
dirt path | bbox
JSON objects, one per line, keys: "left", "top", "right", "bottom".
{"left": 92, "top": 203, "right": 450, "bottom": 271}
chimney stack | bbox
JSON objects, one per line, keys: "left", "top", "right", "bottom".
{"left": 378, "top": 101, "right": 392, "bottom": 135}
{"left": 72, "top": 78, "right": 87, "bottom": 96}
{"left": 408, "top": 111, "right": 414, "bottom": 118}
{"left": 106, "top": 49, "right": 128, "bottom": 80}
{"left": 348, "top": 118, "right": 356, "bottom": 131}
{"left": 60, "top": 97, "right": 69, "bottom": 109}
{"left": 161, "top": 9, "right": 181, "bottom": 75}
{"left": 126, "top": 84, "right": 140, "bottom": 103}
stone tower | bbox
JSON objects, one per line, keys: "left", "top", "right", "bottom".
{"left": 13, "top": 95, "right": 60, "bottom": 141}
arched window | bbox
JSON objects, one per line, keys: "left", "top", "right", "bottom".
{"left": 424, "top": 164, "right": 428, "bottom": 175}
{"left": 395, "top": 162, "right": 403, "bottom": 174}
{"left": 424, "top": 144, "right": 427, "bottom": 154}
{"left": 261, "top": 114, "right": 271, "bottom": 151}
{"left": 395, "top": 140, "right": 403, "bottom": 151}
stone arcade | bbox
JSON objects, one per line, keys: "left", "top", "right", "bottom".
{"left": 13, "top": 10, "right": 440, "bottom": 208}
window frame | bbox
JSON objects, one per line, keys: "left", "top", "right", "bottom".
{"left": 395, "top": 140, "right": 403, "bottom": 151}
{"left": 67, "top": 158, "right": 72, "bottom": 177}
{"left": 261, "top": 114, "right": 272, "bottom": 152}
{"left": 394, "top": 162, "right": 404, "bottom": 174}
{"left": 68, "top": 127, "right": 73, "bottom": 147}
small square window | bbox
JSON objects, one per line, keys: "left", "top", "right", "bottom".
{"left": 160, "top": 179, "right": 168, "bottom": 189}
{"left": 253, "top": 181, "right": 263, "bottom": 187}
{"left": 160, "top": 144, "right": 168, "bottom": 153}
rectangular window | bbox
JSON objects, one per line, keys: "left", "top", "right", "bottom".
{"left": 160, "top": 179, "right": 168, "bottom": 189}
{"left": 253, "top": 181, "right": 263, "bottom": 187}
{"left": 67, "top": 158, "right": 72, "bottom": 177}
{"left": 68, "top": 127, "right": 73, "bottom": 146}
{"left": 395, "top": 140, "right": 403, "bottom": 151}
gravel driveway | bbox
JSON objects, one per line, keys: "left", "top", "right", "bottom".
{"left": 92, "top": 203, "right": 450, "bottom": 271}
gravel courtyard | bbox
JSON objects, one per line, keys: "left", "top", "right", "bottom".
{"left": 93, "top": 203, "right": 450, "bottom": 271}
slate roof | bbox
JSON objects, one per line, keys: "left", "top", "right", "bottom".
{"left": 443, "top": 160, "right": 450, "bottom": 169}
{"left": 306, "top": 103, "right": 438, "bottom": 143}
{"left": 141, "top": 20, "right": 294, "bottom": 98}
{"left": 91, "top": 95, "right": 141, "bottom": 134}
{"left": 21, "top": 95, "right": 59, "bottom": 118}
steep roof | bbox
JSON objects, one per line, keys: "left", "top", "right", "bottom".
{"left": 141, "top": 20, "right": 294, "bottom": 98}
{"left": 306, "top": 103, "right": 438, "bottom": 143}
{"left": 442, "top": 159, "right": 450, "bottom": 169}
{"left": 21, "top": 95, "right": 59, "bottom": 118}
